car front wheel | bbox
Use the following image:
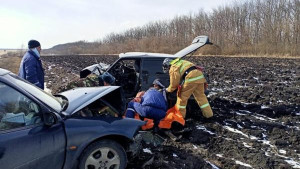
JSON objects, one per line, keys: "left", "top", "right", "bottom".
{"left": 79, "top": 139, "right": 127, "bottom": 169}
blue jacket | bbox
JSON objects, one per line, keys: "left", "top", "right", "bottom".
{"left": 0, "top": 100, "right": 4, "bottom": 112}
{"left": 141, "top": 88, "right": 168, "bottom": 111}
{"left": 18, "top": 50, "right": 44, "bottom": 89}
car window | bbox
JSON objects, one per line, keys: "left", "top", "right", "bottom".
{"left": 8, "top": 73, "right": 63, "bottom": 113}
{"left": 141, "top": 58, "right": 169, "bottom": 90}
{"left": 108, "top": 59, "right": 141, "bottom": 97}
{"left": 0, "top": 82, "right": 42, "bottom": 131}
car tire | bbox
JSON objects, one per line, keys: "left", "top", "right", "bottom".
{"left": 79, "top": 139, "right": 127, "bottom": 169}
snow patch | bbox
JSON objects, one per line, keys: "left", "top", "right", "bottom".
{"left": 250, "top": 135, "right": 258, "bottom": 140}
{"left": 196, "top": 125, "right": 215, "bottom": 135}
{"left": 259, "top": 140, "right": 275, "bottom": 148}
{"left": 207, "top": 161, "right": 220, "bottom": 169}
{"left": 261, "top": 105, "right": 269, "bottom": 109}
{"left": 211, "top": 87, "right": 223, "bottom": 92}
{"left": 253, "top": 116, "right": 266, "bottom": 121}
{"left": 239, "top": 110, "right": 252, "bottom": 114}
{"left": 193, "top": 145, "right": 198, "bottom": 149}
{"left": 225, "top": 138, "right": 233, "bottom": 141}
{"left": 224, "top": 126, "right": 248, "bottom": 137}
{"left": 234, "top": 160, "right": 253, "bottom": 168}
{"left": 243, "top": 142, "right": 252, "bottom": 148}
{"left": 44, "top": 83, "right": 52, "bottom": 94}
{"left": 254, "top": 114, "right": 277, "bottom": 121}
{"left": 173, "top": 153, "right": 178, "bottom": 157}
{"left": 224, "top": 126, "right": 258, "bottom": 140}
{"left": 236, "top": 112, "right": 247, "bottom": 116}
{"left": 237, "top": 124, "right": 243, "bottom": 129}
{"left": 143, "top": 148, "right": 152, "bottom": 154}
{"left": 216, "top": 154, "right": 223, "bottom": 158}
{"left": 285, "top": 159, "right": 300, "bottom": 168}
{"left": 207, "top": 92, "right": 218, "bottom": 97}
{"left": 279, "top": 149, "right": 287, "bottom": 154}
{"left": 262, "top": 133, "right": 267, "bottom": 139}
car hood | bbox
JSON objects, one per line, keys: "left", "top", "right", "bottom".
{"left": 174, "top": 35, "right": 210, "bottom": 58}
{"left": 57, "top": 86, "right": 120, "bottom": 115}
{"left": 80, "top": 62, "right": 110, "bottom": 78}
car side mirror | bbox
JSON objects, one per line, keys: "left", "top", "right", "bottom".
{"left": 43, "top": 112, "right": 58, "bottom": 126}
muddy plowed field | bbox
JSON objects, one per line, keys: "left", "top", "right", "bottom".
{"left": 42, "top": 55, "right": 300, "bottom": 169}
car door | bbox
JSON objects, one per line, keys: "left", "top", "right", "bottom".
{"left": 0, "top": 82, "right": 66, "bottom": 169}
{"left": 140, "top": 58, "right": 170, "bottom": 91}
{"left": 108, "top": 58, "right": 140, "bottom": 98}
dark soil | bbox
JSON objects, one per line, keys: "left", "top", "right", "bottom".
{"left": 42, "top": 55, "right": 300, "bottom": 169}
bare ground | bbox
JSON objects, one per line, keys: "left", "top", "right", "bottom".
{"left": 41, "top": 55, "right": 299, "bottom": 169}
{"left": 1, "top": 54, "right": 299, "bottom": 168}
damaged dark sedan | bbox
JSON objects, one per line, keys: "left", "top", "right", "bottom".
{"left": 0, "top": 68, "right": 145, "bottom": 169}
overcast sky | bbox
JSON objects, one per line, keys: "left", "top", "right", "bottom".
{"left": 0, "top": 0, "right": 238, "bottom": 49}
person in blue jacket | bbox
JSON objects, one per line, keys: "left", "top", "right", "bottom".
{"left": 125, "top": 79, "right": 168, "bottom": 127}
{"left": 18, "top": 40, "right": 44, "bottom": 89}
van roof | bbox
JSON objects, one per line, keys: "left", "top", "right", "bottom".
{"left": 119, "top": 52, "right": 175, "bottom": 58}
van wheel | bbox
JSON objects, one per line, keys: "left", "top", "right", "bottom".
{"left": 79, "top": 139, "right": 127, "bottom": 169}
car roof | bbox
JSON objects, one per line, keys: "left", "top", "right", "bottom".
{"left": 119, "top": 52, "right": 175, "bottom": 58}
{"left": 0, "top": 68, "right": 11, "bottom": 76}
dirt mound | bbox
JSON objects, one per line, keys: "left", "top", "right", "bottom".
{"left": 42, "top": 55, "right": 300, "bottom": 168}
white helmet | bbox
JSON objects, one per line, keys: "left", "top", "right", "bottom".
{"left": 162, "top": 58, "right": 173, "bottom": 73}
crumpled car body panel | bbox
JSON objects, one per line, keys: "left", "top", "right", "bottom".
{"left": 57, "top": 86, "right": 121, "bottom": 115}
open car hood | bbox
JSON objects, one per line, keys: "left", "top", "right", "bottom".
{"left": 57, "top": 86, "right": 121, "bottom": 115}
{"left": 174, "top": 36, "right": 211, "bottom": 58}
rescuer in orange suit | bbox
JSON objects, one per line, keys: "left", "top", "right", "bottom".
{"left": 162, "top": 58, "right": 213, "bottom": 118}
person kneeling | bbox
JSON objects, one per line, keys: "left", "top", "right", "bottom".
{"left": 125, "top": 79, "right": 167, "bottom": 129}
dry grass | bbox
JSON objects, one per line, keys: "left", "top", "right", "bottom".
{"left": 0, "top": 56, "right": 22, "bottom": 74}
{"left": 0, "top": 49, "right": 22, "bottom": 55}
{"left": 0, "top": 50, "right": 7, "bottom": 55}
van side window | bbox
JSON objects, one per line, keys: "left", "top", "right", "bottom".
{"left": 141, "top": 58, "right": 168, "bottom": 90}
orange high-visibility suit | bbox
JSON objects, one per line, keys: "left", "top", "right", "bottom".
{"left": 166, "top": 60, "right": 213, "bottom": 118}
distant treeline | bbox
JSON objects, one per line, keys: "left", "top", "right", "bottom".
{"left": 45, "top": 0, "right": 300, "bottom": 56}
